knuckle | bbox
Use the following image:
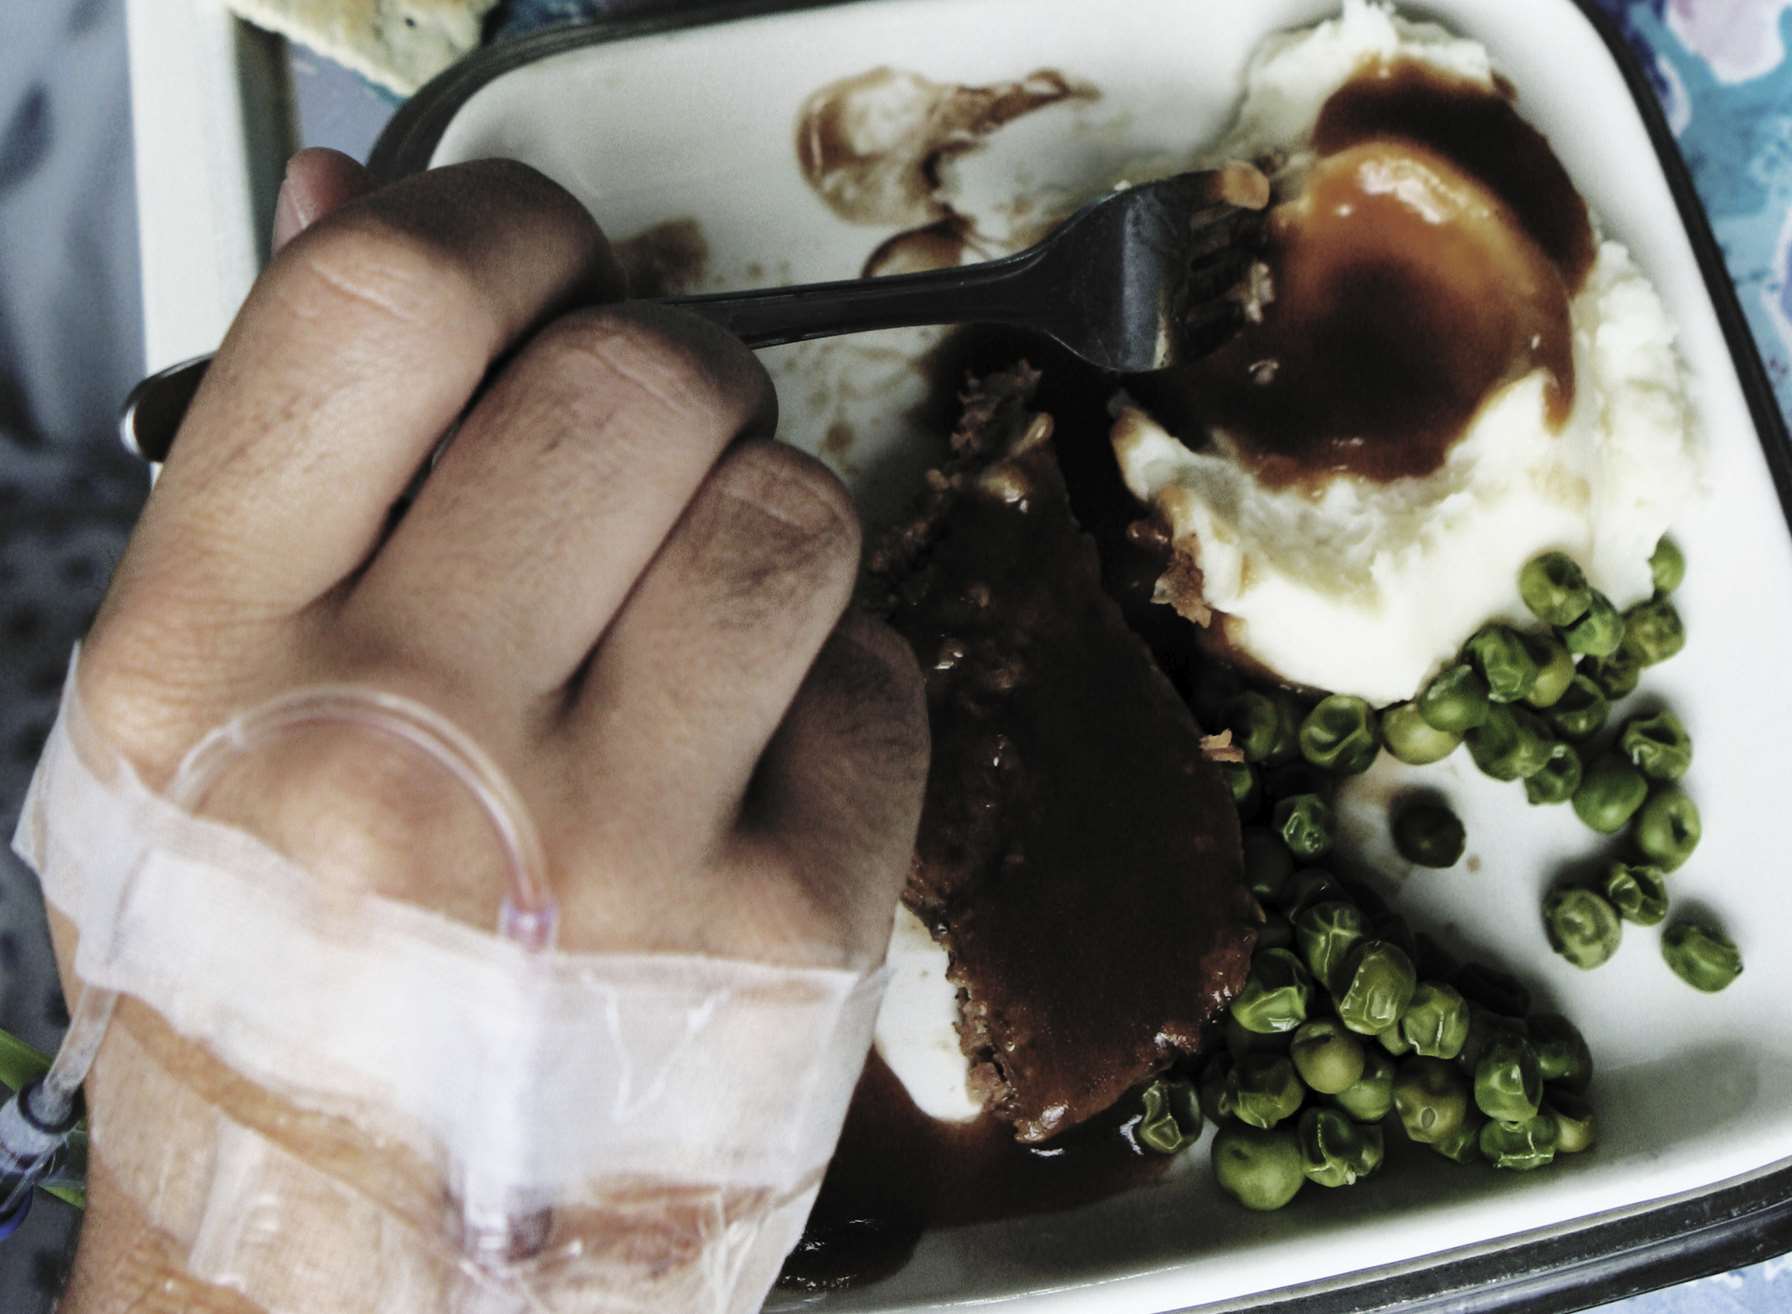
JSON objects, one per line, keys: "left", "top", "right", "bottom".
{"left": 277, "top": 209, "right": 486, "bottom": 337}
{"left": 814, "top": 614, "right": 932, "bottom": 772}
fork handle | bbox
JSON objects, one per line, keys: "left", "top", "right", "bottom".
{"left": 661, "top": 244, "right": 1050, "bottom": 349}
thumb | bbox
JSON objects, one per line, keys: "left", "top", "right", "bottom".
{"left": 272, "top": 147, "right": 375, "bottom": 252}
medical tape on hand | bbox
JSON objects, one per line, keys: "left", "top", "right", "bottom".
{"left": 12, "top": 661, "right": 885, "bottom": 1312}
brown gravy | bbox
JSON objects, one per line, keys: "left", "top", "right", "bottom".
{"left": 1133, "top": 60, "right": 1594, "bottom": 488}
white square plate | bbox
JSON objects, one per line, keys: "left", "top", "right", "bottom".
{"left": 374, "top": 2, "right": 1792, "bottom": 1310}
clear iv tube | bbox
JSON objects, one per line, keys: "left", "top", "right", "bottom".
{"left": 0, "top": 684, "right": 558, "bottom": 1231}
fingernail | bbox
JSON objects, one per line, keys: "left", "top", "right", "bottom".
{"left": 272, "top": 174, "right": 306, "bottom": 251}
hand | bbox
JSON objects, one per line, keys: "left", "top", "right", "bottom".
{"left": 49, "top": 148, "right": 928, "bottom": 1312}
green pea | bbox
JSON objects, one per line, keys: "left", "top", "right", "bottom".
{"left": 1280, "top": 868, "right": 1347, "bottom": 921}
{"left": 1242, "top": 826, "right": 1295, "bottom": 906}
{"left": 1418, "top": 662, "right": 1491, "bottom": 734}
{"left": 1519, "top": 551, "right": 1593, "bottom": 627}
{"left": 1294, "top": 899, "right": 1367, "bottom": 988}
{"left": 1258, "top": 911, "right": 1294, "bottom": 953}
{"left": 1197, "top": 1052, "right": 1235, "bottom": 1123}
{"left": 1391, "top": 801, "right": 1465, "bottom": 867}
{"left": 1466, "top": 703, "right": 1555, "bottom": 781}
{"left": 1298, "top": 695, "right": 1380, "bottom": 775}
{"left": 1450, "top": 963, "right": 1532, "bottom": 1018}
{"left": 1290, "top": 1019, "right": 1367, "bottom": 1095}
{"left": 1399, "top": 982, "right": 1471, "bottom": 1060}
{"left": 1377, "top": 1024, "right": 1413, "bottom": 1058}
{"left": 1479, "top": 1115, "right": 1559, "bottom": 1170}
{"left": 1211, "top": 1121, "right": 1305, "bottom": 1211}
{"left": 1333, "top": 940, "right": 1417, "bottom": 1036}
{"left": 1274, "top": 793, "right": 1334, "bottom": 861}
{"left": 1455, "top": 1008, "right": 1528, "bottom": 1076}
{"left": 1331, "top": 1048, "right": 1395, "bottom": 1123}
{"left": 1381, "top": 701, "right": 1462, "bottom": 765}
{"left": 1524, "top": 741, "right": 1583, "bottom": 806}
{"left": 1228, "top": 1053, "right": 1306, "bottom": 1130}
{"left": 1467, "top": 624, "right": 1539, "bottom": 703}
{"left": 1662, "top": 919, "right": 1742, "bottom": 993}
{"left": 1548, "top": 674, "right": 1610, "bottom": 741}
{"left": 1226, "top": 1011, "right": 1290, "bottom": 1059}
{"left": 1394, "top": 1056, "right": 1470, "bottom": 1145}
{"left": 1635, "top": 787, "right": 1701, "bottom": 872}
{"left": 1230, "top": 948, "right": 1313, "bottom": 1034}
{"left": 1564, "top": 590, "right": 1624, "bottom": 658}
{"left": 1543, "top": 886, "right": 1622, "bottom": 969}
{"left": 1474, "top": 1036, "right": 1543, "bottom": 1122}
{"left": 1649, "top": 536, "right": 1685, "bottom": 593}
{"left": 1620, "top": 710, "right": 1692, "bottom": 782}
{"left": 1222, "top": 691, "right": 1284, "bottom": 764}
{"left": 1432, "top": 1115, "right": 1487, "bottom": 1165}
{"left": 1135, "top": 1077, "right": 1202, "bottom": 1155}
{"left": 1600, "top": 861, "right": 1668, "bottom": 927}
{"left": 1547, "top": 1091, "right": 1598, "bottom": 1154}
{"left": 1522, "top": 632, "right": 1576, "bottom": 709}
{"left": 1298, "top": 1106, "right": 1384, "bottom": 1188}
{"left": 1584, "top": 645, "right": 1641, "bottom": 699}
{"left": 1220, "top": 761, "right": 1260, "bottom": 815}
{"left": 1571, "top": 754, "right": 1648, "bottom": 833}
{"left": 1528, "top": 1013, "right": 1593, "bottom": 1091}
{"left": 1622, "top": 595, "right": 1686, "bottom": 666}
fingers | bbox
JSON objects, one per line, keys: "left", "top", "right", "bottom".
{"left": 272, "top": 148, "right": 373, "bottom": 251}
{"left": 558, "top": 440, "right": 861, "bottom": 831}
{"left": 338, "top": 304, "right": 777, "bottom": 699}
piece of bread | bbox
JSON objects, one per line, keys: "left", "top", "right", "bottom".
{"left": 225, "top": 0, "right": 497, "bottom": 95}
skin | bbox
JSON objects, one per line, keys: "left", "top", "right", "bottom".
{"left": 50, "top": 150, "right": 929, "bottom": 1312}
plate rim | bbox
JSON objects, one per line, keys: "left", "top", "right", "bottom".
{"left": 370, "top": 3, "right": 1792, "bottom": 1308}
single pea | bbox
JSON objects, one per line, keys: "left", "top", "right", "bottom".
{"left": 1467, "top": 624, "right": 1539, "bottom": 703}
{"left": 1522, "top": 632, "right": 1576, "bottom": 709}
{"left": 1269, "top": 691, "right": 1307, "bottom": 764}
{"left": 1294, "top": 899, "right": 1367, "bottom": 988}
{"left": 1280, "top": 869, "right": 1347, "bottom": 923}
{"left": 1571, "top": 754, "right": 1648, "bottom": 833}
{"left": 1547, "top": 1091, "right": 1598, "bottom": 1154}
{"left": 1333, "top": 939, "right": 1418, "bottom": 1036}
{"left": 1474, "top": 1036, "right": 1543, "bottom": 1122}
{"left": 1331, "top": 1048, "right": 1395, "bottom": 1123}
{"left": 1419, "top": 662, "right": 1491, "bottom": 734}
{"left": 1549, "top": 674, "right": 1610, "bottom": 741}
{"left": 1221, "top": 761, "right": 1260, "bottom": 815}
{"left": 1564, "top": 590, "right": 1624, "bottom": 658}
{"left": 1431, "top": 1115, "right": 1487, "bottom": 1165}
{"left": 1455, "top": 1008, "right": 1529, "bottom": 1077}
{"left": 1601, "top": 861, "right": 1668, "bottom": 927}
{"left": 1622, "top": 596, "right": 1686, "bottom": 666}
{"left": 1222, "top": 691, "right": 1284, "bottom": 764}
{"left": 1543, "top": 886, "right": 1622, "bottom": 969}
{"left": 1392, "top": 801, "right": 1466, "bottom": 868}
{"left": 1479, "top": 1114, "right": 1559, "bottom": 1170}
{"left": 1451, "top": 963, "right": 1532, "bottom": 1018}
{"left": 1528, "top": 1013, "right": 1593, "bottom": 1091}
{"left": 1400, "top": 982, "right": 1471, "bottom": 1059}
{"left": 1380, "top": 702, "right": 1462, "bottom": 765}
{"left": 1242, "top": 826, "right": 1295, "bottom": 906}
{"left": 1299, "top": 695, "right": 1380, "bottom": 775}
{"left": 1635, "top": 786, "right": 1701, "bottom": 872}
{"left": 1662, "top": 919, "right": 1743, "bottom": 993}
{"left": 1228, "top": 1053, "right": 1306, "bottom": 1130}
{"left": 1290, "top": 1019, "right": 1368, "bottom": 1095}
{"left": 1230, "top": 948, "right": 1313, "bottom": 1034}
{"left": 1135, "top": 1077, "right": 1202, "bottom": 1155}
{"left": 1619, "top": 710, "right": 1692, "bottom": 782}
{"left": 1274, "top": 793, "right": 1335, "bottom": 861}
{"left": 1258, "top": 911, "right": 1295, "bottom": 953}
{"left": 1466, "top": 703, "right": 1555, "bottom": 781}
{"left": 1519, "top": 551, "right": 1593, "bottom": 627}
{"left": 1298, "top": 1106, "right": 1385, "bottom": 1188}
{"left": 1197, "top": 1052, "right": 1235, "bottom": 1123}
{"left": 1211, "top": 1121, "right": 1305, "bottom": 1211}
{"left": 1393, "top": 1056, "right": 1471, "bottom": 1145}
{"left": 1649, "top": 536, "right": 1685, "bottom": 593}
{"left": 1524, "top": 741, "right": 1583, "bottom": 806}
{"left": 1584, "top": 645, "right": 1641, "bottom": 699}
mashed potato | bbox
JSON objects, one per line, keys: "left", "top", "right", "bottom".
{"left": 1112, "top": 0, "right": 1699, "bottom": 706}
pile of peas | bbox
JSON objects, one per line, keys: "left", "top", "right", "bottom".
{"left": 1130, "top": 863, "right": 1600, "bottom": 1209}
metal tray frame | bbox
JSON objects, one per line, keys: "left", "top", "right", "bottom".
{"left": 367, "top": 3, "right": 1792, "bottom": 1309}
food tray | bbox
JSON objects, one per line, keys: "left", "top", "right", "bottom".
{"left": 128, "top": 1, "right": 1792, "bottom": 1310}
